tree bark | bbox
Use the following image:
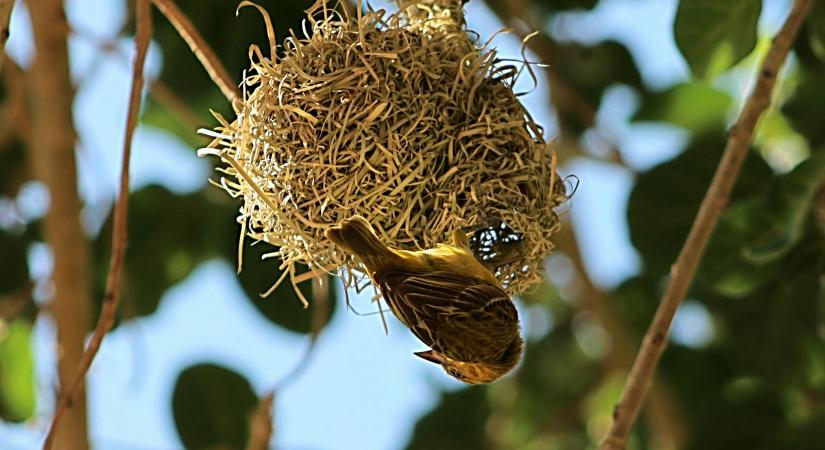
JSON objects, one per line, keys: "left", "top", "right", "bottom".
{"left": 26, "top": 1, "right": 90, "bottom": 449}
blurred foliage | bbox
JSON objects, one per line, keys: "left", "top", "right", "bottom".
{"left": 674, "top": 0, "right": 762, "bottom": 78}
{"left": 172, "top": 363, "right": 259, "bottom": 449}
{"left": 551, "top": 40, "right": 644, "bottom": 134}
{"left": 91, "top": 185, "right": 235, "bottom": 323}
{"left": 628, "top": 133, "right": 773, "bottom": 278}
{"left": 0, "top": 228, "right": 29, "bottom": 296}
{"left": 3, "top": 0, "right": 825, "bottom": 448}
{"left": 89, "top": 184, "right": 337, "bottom": 332}
{"left": 633, "top": 82, "right": 731, "bottom": 133}
{"left": 806, "top": 1, "right": 825, "bottom": 64}
{"left": 143, "top": 0, "right": 313, "bottom": 143}
{"left": 0, "top": 320, "right": 36, "bottom": 423}
{"left": 406, "top": 386, "right": 493, "bottom": 450}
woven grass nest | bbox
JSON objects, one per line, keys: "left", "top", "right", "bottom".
{"left": 200, "top": 0, "right": 567, "bottom": 303}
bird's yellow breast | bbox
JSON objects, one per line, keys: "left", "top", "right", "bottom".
{"left": 392, "top": 244, "right": 500, "bottom": 285}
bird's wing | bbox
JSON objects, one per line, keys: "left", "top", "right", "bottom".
{"left": 373, "top": 270, "right": 519, "bottom": 363}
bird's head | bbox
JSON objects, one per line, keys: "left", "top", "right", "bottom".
{"left": 414, "top": 337, "right": 523, "bottom": 385}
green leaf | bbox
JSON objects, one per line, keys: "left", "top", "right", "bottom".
{"left": 534, "top": 0, "right": 599, "bottom": 13}
{"left": 172, "top": 363, "right": 258, "bottom": 450}
{"left": 234, "top": 238, "right": 336, "bottom": 335}
{"left": 627, "top": 133, "right": 772, "bottom": 278}
{"left": 92, "top": 185, "right": 236, "bottom": 325}
{"left": 699, "top": 199, "right": 780, "bottom": 297}
{"left": 0, "top": 229, "right": 30, "bottom": 296}
{"left": 634, "top": 82, "right": 731, "bottom": 132}
{"left": 511, "top": 326, "right": 600, "bottom": 428}
{"left": 807, "top": 0, "right": 825, "bottom": 64}
{"left": 405, "top": 387, "right": 493, "bottom": 450}
{"left": 0, "top": 320, "right": 36, "bottom": 422}
{"left": 148, "top": 0, "right": 313, "bottom": 128}
{"left": 743, "top": 151, "right": 825, "bottom": 262}
{"left": 141, "top": 97, "right": 217, "bottom": 149}
{"left": 613, "top": 275, "right": 661, "bottom": 334}
{"left": 784, "top": 69, "right": 825, "bottom": 147}
{"left": 699, "top": 151, "right": 825, "bottom": 297}
{"left": 551, "top": 41, "right": 644, "bottom": 133}
{"left": 0, "top": 141, "right": 27, "bottom": 197}
{"left": 674, "top": 0, "right": 762, "bottom": 78}
{"left": 706, "top": 235, "right": 824, "bottom": 383}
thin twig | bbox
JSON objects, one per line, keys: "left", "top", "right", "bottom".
{"left": 272, "top": 276, "right": 330, "bottom": 392}
{"left": 150, "top": 0, "right": 240, "bottom": 105}
{"left": 245, "top": 278, "right": 328, "bottom": 450}
{"left": 42, "top": 0, "right": 152, "bottom": 448}
{"left": 70, "top": 26, "right": 206, "bottom": 132}
{"left": 598, "top": 1, "right": 814, "bottom": 448}
{"left": 0, "top": 0, "right": 14, "bottom": 72}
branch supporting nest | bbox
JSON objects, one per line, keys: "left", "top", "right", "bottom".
{"left": 151, "top": 0, "right": 240, "bottom": 105}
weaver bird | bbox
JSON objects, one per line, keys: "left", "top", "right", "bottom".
{"left": 326, "top": 216, "right": 523, "bottom": 384}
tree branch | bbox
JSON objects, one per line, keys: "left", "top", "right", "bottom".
{"left": 598, "top": 1, "right": 815, "bottom": 448}
{"left": 0, "top": 0, "right": 14, "bottom": 72}
{"left": 150, "top": 0, "right": 240, "bottom": 105}
{"left": 25, "top": 0, "right": 91, "bottom": 448}
{"left": 41, "top": 0, "right": 152, "bottom": 448}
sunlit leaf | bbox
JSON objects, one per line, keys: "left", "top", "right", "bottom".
{"left": 674, "top": 0, "right": 761, "bottom": 78}
{"left": 634, "top": 82, "right": 731, "bottom": 132}
{"left": 0, "top": 320, "right": 36, "bottom": 422}
{"left": 172, "top": 363, "right": 258, "bottom": 450}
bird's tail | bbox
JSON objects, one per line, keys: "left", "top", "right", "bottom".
{"left": 326, "top": 216, "right": 399, "bottom": 272}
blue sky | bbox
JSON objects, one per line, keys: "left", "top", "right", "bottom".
{"left": 0, "top": 0, "right": 793, "bottom": 448}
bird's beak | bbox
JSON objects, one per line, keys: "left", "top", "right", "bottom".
{"left": 414, "top": 350, "right": 446, "bottom": 365}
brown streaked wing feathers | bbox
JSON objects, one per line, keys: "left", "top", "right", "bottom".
{"left": 373, "top": 270, "right": 519, "bottom": 363}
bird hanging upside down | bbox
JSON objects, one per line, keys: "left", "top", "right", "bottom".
{"left": 326, "top": 216, "right": 523, "bottom": 384}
